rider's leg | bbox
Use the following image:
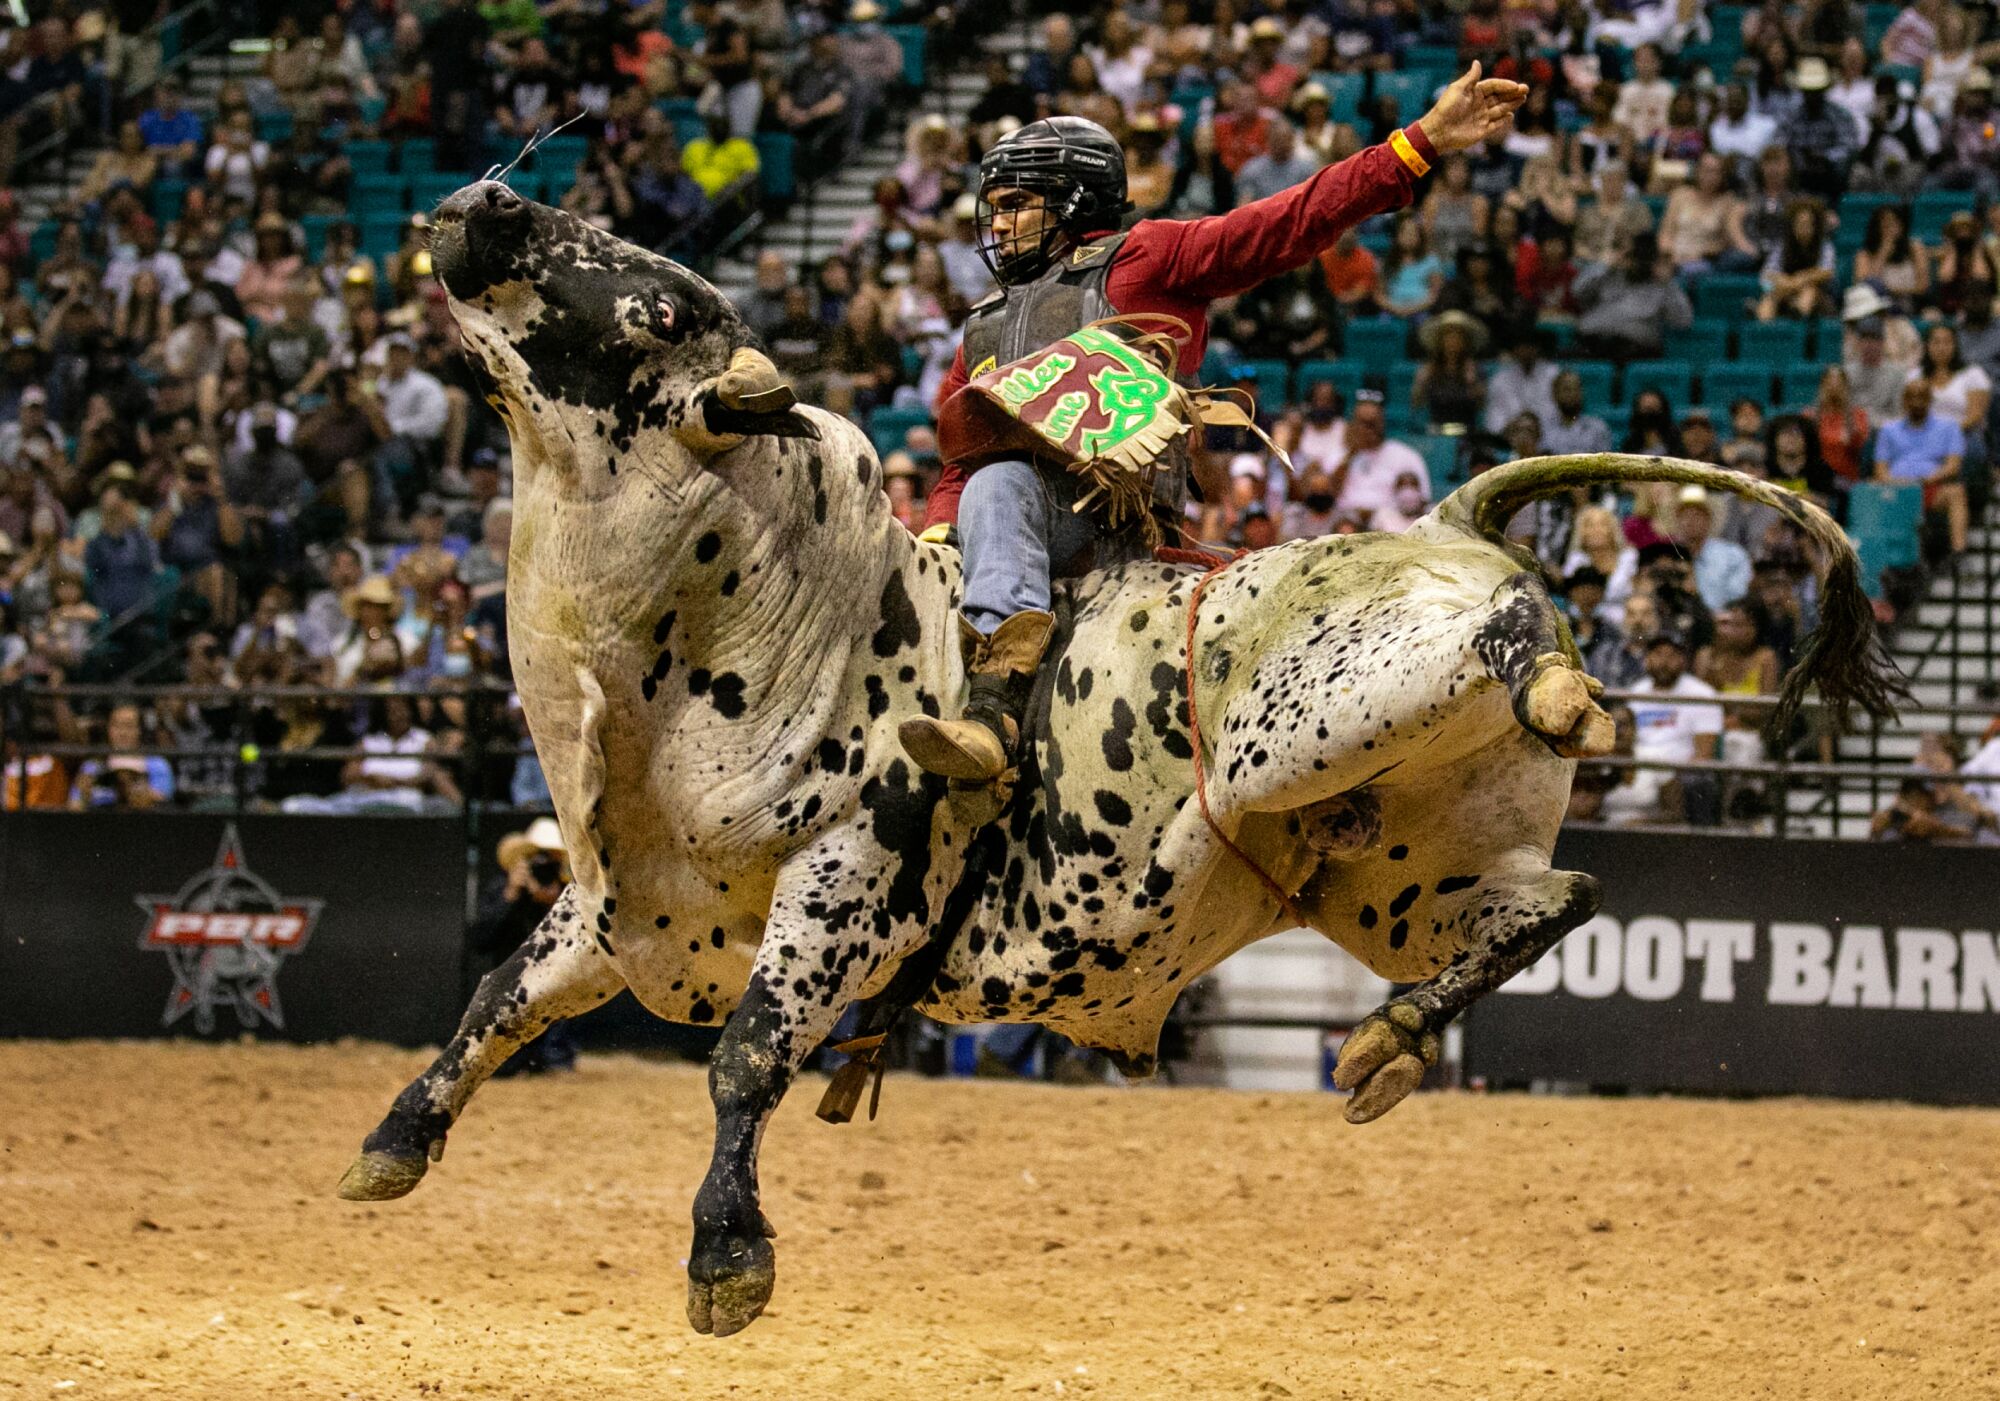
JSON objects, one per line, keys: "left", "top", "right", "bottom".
{"left": 900, "top": 460, "right": 1086, "bottom": 782}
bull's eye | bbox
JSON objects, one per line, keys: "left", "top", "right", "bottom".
{"left": 655, "top": 297, "right": 678, "bottom": 335}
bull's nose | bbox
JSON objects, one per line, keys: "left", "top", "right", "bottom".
{"left": 435, "top": 180, "right": 529, "bottom": 227}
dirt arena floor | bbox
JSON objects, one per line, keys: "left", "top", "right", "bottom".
{"left": 3, "top": 1042, "right": 1999, "bottom": 1401}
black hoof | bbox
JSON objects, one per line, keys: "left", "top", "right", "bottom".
{"left": 686, "top": 1229, "right": 776, "bottom": 1337}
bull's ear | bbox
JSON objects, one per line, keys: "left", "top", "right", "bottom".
{"left": 698, "top": 347, "right": 820, "bottom": 442}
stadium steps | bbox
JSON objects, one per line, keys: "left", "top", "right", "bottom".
{"left": 1777, "top": 501, "right": 2000, "bottom": 837}
{"left": 708, "top": 20, "right": 1036, "bottom": 299}
{"left": 18, "top": 49, "right": 264, "bottom": 225}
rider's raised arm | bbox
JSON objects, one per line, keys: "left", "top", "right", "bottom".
{"left": 1114, "top": 64, "right": 1528, "bottom": 304}
{"left": 1114, "top": 129, "right": 1439, "bottom": 306}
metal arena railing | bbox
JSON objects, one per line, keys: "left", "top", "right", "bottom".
{"left": 1, "top": 680, "right": 1994, "bottom": 843}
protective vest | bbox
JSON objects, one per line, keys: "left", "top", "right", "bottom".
{"left": 960, "top": 233, "right": 1190, "bottom": 528}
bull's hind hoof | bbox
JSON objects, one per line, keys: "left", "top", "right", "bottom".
{"left": 337, "top": 1149, "right": 431, "bottom": 1201}
{"left": 1520, "top": 656, "right": 1615, "bottom": 759}
{"left": 1333, "top": 1005, "right": 1441, "bottom": 1125}
{"left": 686, "top": 1231, "right": 776, "bottom": 1337}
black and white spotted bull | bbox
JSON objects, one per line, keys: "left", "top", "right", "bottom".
{"left": 338, "top": 183, "right": 1902, "bottom": 1337}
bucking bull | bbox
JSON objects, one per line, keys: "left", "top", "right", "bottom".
{"left": 339, "top": 182, "right": 1902, "bottom": 1336}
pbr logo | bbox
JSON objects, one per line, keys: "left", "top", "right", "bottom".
{"left": 136, "top": 826, "right": 323, "bottom": 1034}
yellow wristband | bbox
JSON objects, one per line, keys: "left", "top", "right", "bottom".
{"left": 918, "top": 524, "right": 954, "bottom": 545}
{"left": 1389, "top": 127, "right": 1431, "bottom": 178}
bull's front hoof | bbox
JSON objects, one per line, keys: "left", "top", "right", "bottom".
{"left": 686, "top": 1230, "right": 776, "bottom": 1337}
{"left": 337, "top": 1149, "right": 432, "bottom": 1201}
{"left": 1333, "top": 1005, "right": 1440, "bottom": 1125}
{"left": 1519, "top": 657, "right": 1614, "bottom": 759}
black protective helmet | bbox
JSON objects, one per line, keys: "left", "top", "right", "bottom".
{"left": 976, "top": 116, "right": 1130, "bottom": 286}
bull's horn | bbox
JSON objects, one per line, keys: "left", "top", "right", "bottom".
{"left": 1430, "top": 451, "right": 1909, "bottom": 737}
{"left": 684, "top": 347, "right": 820, "bottom": 447}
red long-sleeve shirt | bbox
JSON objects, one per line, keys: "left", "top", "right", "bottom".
{"left": 921, "top": 124, "right": 1439, "bottom": 529}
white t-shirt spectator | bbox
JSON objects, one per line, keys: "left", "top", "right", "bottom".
{"left": 102, "top": 247, "right": 191, "bottom": 309}
{"left": 1961, "top": 735, "right": 2000, "bottom": 821}
{"left": 1830, "top": 77, "right": 1876, "bottom": 144}
{"left": 1709, "top": 108, "right": 1778, "bottom": 158}
{"left": 1085, "top": 43, "right": 1152, "bottom": 111}
{"left": 1630, "top": 673, "right": 1723, "bottom": 766}
{"left": 204, "top": 138, "right": 270, "bottom": 202}
{"left": 1613, "top": 78, "right": 1676, "bottom": 142}
{"left": 1294, "top": 417, "right": 1347, "bottom": 475}
{"left": 356, "top": 726, "right": 434, "bottom": 800}
{"left": 1336, "top": 438, "right": 1429, "bottom": 519}
{"left": 1908, "top": 364, "right": 1993, "bottom": 426}
{"left": 378, "top": 367, "right": 449, "bottom": 441}
{"left": 229, "top": 404, "right": 298, "bottom": 453}
{"left": 162, "top": 316, "right": 245, "bottom": 379}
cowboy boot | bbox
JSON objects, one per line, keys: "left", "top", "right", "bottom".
{"left": 899, "top": 609, "right": 1055, "bottom": 783}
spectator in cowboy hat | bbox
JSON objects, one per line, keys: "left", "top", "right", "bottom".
{"left": 882, "top": 451, "right": 925, "bottom": 532}
{"left": 473, "top": 815, "right": 580, "bottom": 1073}
{"left": 332, "top": 574, "right": 404, "bottom": 685}
{"left": 1841, "top": 282, "right": 1921, "bottom": 421}
{"left": 1782, "top": 57, "right": 1861, "bottom": 199}
{"left": 1413, "top": 308, "right": 1489, "bottom": 432}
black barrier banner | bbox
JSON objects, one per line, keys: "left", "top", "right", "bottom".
{"left": 0, "top": 814, "right": 466, "bottom": 1046}
{"left": 1462, "top": 829, "right": 2000, "bottom": 1105}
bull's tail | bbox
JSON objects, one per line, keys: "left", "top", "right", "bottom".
{"left": 1430, "top": 452, "right": 1908, "bottom": 736}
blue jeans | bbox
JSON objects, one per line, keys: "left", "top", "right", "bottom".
{"left": 958, "top": 459, "right": 1099, "bottom": 635}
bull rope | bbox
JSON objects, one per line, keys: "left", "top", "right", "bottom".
{"left": 1163, "top": 547, "right": 1312, "bottom": 931}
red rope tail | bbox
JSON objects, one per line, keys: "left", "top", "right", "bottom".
{"left": 1179, "top": 552, "right": 1313, "bottom": 930}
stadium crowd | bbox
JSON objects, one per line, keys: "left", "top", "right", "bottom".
{"left": 0, "top": 0, "right": 1995, "bottom": 832}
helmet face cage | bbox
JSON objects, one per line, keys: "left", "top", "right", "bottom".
{"left": 974, "top": 176, "right": 1078, "bottom": 286}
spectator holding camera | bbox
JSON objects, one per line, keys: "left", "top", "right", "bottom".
{"left": 471, "top": 817, "right": 578, "bottom": 1073}
{"left": 70, "top": 702, "right": 174, "bottom": 810}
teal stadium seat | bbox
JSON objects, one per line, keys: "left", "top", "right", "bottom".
{"left": 399, "top": 139, "right": 437, "bottom": 174}
{"left": 1696, "top": 274, "right": 1762, "bottom": 321}
{"left": 1911, "top": 190, "right": 1972, "bottom": 241}
{"left": 1313, "top": 71, "right": 1365, "bottom": 126}
{"left": 1417, "top": 433, "right": 1466, "bottom": 495}
{"left": 1864, "top": 4, "right": 1902, "bottom": 47}
{"left": 1624, "top": 360, "right": 1695, "bottom": 413}
{"left": 1343, "top": 318, "right": 1408, "bottom": 363}
{"left": 868, "top": 405, "right": 930, "bottom": 458}
{"left": 346, "top": 139, "right": 392, "bottom": 175}
{"left": 887, "top": 24, "right": 925, "bottom": 87}
{"left": 254, "top": 109, "right": 293, "bottom": 144}
{"left": 1738, "top": 320, "right": 1808, "bottom": 365}
{"left": 1847, "top": 480, "right": 1922, "bottom": 595}
{"left": 359, "top": 211, "right": 406, "bottom": 259}
{"left": 1779, "top": 364, "right": 1833, "bottom": 409}
{"left": 29, "top": 221, "right": 57, "bottom": 264}
{"left": 300, "top": 213, "right": 338, "bottom": 262}
{"left": 1703, "top": 363, "right": 1776, "bottom": 407}
{"left": 1403, "top": 44, "right": 1460, "bottom": 70}
{"left": 413, "top": 172, "right": 476, "bottom": 211}
{"left": 150, "top": 177, "right": 188, "bottom": 223}
{"left": 353, "top": 172, "right": 408, "bottom": 215}
{"left": 1680, "top": 318, "right": 1733, "bottom": 365}
{"left": 1295, "top": 359, "right": 1361, "bottom": 404}
{"left": 532, "top": 134, "right": 588, "bottom": 172}
{"left": 1232, "top": 359, "right": 1291, "bottom": 416}
{"left": 1569, "top": 360, "right": 1616, "bottom": 415}
{"left": 1373, "top": 70, "right": 1447, "bottom": 123}
{"left": 755, "top": 133, "right": 795, "bottom": 201}
{"left": 1809, "top": 316, "right": 1845, "bottom": 361}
